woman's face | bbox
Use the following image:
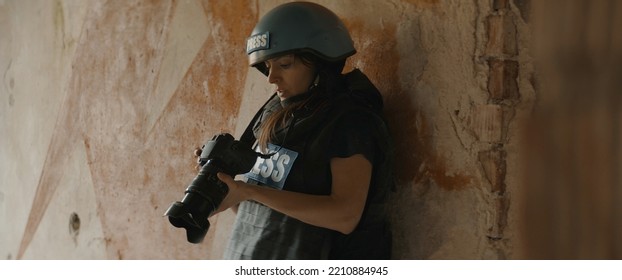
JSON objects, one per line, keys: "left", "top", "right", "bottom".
{"left": 264, "top": 54, "right": 316, "bottom": 101}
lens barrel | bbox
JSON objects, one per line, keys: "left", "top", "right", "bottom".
{"left": 164, "top": 133, "right": 257, "bottom": 244}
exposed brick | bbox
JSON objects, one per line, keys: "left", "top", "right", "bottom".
{"left": 485, "top": 15, "right": 504, "bottom": 56}
{"left": 485, "top": 14, "right": 518, "bottom": 57}
{"left": 500, "top": 104, "right": 516, "bottom": 143}
{"left": 487, "top": 194, "right": 509, "bottom": 240}
{"left": 488, "top": 58, "right": 504, "bottom": 100}
{"left": 488, "top": 58, "right": 520, "bottom": 103}
{"left": 502, "top": 14, "right": 518, "bottom": 56}
{"left": 469, "top": 104, "right": 503, "bottom": 143}
{"left": 478, "top": 147, "right": 507, "bottom": 194}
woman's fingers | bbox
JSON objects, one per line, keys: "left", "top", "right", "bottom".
{"left": 217, "top": 172, "right": 235, "bottom": 186}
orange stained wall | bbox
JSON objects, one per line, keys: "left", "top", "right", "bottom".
{"left": 0, "top": 0, "right": 534, "bottom": 259}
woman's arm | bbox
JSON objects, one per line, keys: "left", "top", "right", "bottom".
{"left": 215, "top": 154, "right": 372, "bottom": 234}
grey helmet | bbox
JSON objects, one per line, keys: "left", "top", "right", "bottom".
{"left": 246, "top": 2, "right": 356, "bottom": 74}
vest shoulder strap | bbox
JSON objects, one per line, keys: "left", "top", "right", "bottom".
{"left": 239, "top": 93, "right": 277, "bottom": 146}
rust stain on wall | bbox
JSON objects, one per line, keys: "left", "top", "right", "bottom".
{"left": 11, "top": 0, "right": 486, "bottom": 259}
{"left": 403, "top": 111, "right": 473, "bottom": 191}
{"left": 77, "top": 0, "right": 175, "bottom": 259}
{"left": 198, "top": 0, "right": 256, "bottom": 116}
{"left": 344, "top": 14, "right": 471, "bottom": 191}
{"left": 423, "top": 149, "right": 473, "bottom": 191}
{"left": 344, "top": 19, "right": 417, "bottom": 180}
{"left": 345, "top": 18, "right": 418, "bottom": 183}
{"left": 17, "top": 0, "right": 187, "bottom": 259}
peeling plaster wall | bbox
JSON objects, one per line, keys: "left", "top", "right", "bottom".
{"left": 1, "top": 0, "right": 535, "bottom": 259}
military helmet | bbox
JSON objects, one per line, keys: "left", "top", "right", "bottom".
{"left": 246, "top": 2, "right": 356, "bottom": 73}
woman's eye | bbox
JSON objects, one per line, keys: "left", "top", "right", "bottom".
{"left": 280, "top": 63, "right": 291, "bottom": 69}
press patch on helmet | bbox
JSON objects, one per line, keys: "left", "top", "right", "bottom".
{"left": 246, "top": 32, "right": 270, "bottom": 54}
{"left": 245, "top": 144, "right": 298, "bottom": 190}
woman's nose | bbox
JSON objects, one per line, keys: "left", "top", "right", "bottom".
{"left": 267, "top": 68, "right": 279, "bottom": 84}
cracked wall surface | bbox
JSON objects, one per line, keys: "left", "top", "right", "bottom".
{"left": 1, "top": 0, "right": 537, "bottom": 259}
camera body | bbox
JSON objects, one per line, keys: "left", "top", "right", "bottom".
{"left": 164, "top": 133, "right": 258, "bottom": 243}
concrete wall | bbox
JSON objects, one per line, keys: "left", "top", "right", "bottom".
{"left": 1, "top": 0, "right": 535, "bottom": 259}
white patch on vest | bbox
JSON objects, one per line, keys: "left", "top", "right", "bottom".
{"left": 246, "top": 32, "right": 270, "bottom": 54}
{"left": 245, "top": 143, "right": 298, "bottom": 190}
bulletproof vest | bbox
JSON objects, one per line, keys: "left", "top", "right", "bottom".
{"left": 234, "top": 69, "right": 394, "bottom": 259}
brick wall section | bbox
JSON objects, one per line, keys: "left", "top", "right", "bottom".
{"left": 478, "top": 0, "right": 522, "bottom": 250}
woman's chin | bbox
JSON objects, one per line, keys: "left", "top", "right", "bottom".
{"left": 277, "top": 91, "right": 288, "bottom": 100}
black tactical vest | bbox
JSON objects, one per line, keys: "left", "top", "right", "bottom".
{"left": 224, "top": 69, "right": 394, "bottom": 259}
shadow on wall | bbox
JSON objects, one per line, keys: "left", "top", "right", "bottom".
{"left": 343, "top": 9, "right": 442, "bottom": 259}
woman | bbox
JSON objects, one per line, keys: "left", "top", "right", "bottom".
{"left": 211, "top": 2, "right": 394, "bottom": 260}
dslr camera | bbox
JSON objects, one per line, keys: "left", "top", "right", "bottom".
{"left": 164, "top": 133, "right": 257, "bottom": 243}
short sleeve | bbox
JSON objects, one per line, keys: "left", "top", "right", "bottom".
{"left": 327, "top": 110, "right": 377, "bottom": 162}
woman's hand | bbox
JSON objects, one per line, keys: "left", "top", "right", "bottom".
{"left": 193, "top": 147, "right": 202, "bottom": 171}
{"left": 205, "top": 154, "right": 372, "bottom": 235}
{"left": 195, "top": 147, "right": 251, "bottom": 216}
{"left": 210, "top": 173, "right": 252, "bottom": 216}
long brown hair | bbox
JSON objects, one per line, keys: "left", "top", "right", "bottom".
{"left": 257, "top": 52, "right": 346, "bottom": 151}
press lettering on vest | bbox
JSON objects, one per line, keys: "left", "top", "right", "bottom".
{"left": 245, "top": 144, "right": 298, "bottom": 190}
{"left": 246, "top": 32, "right": 270, "bottom": 54}
{"left": 273, "top": 153, "right": 290, "bottom": 182}
{"left": 251, "top": 151, "right": 291, "bottom": 182}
